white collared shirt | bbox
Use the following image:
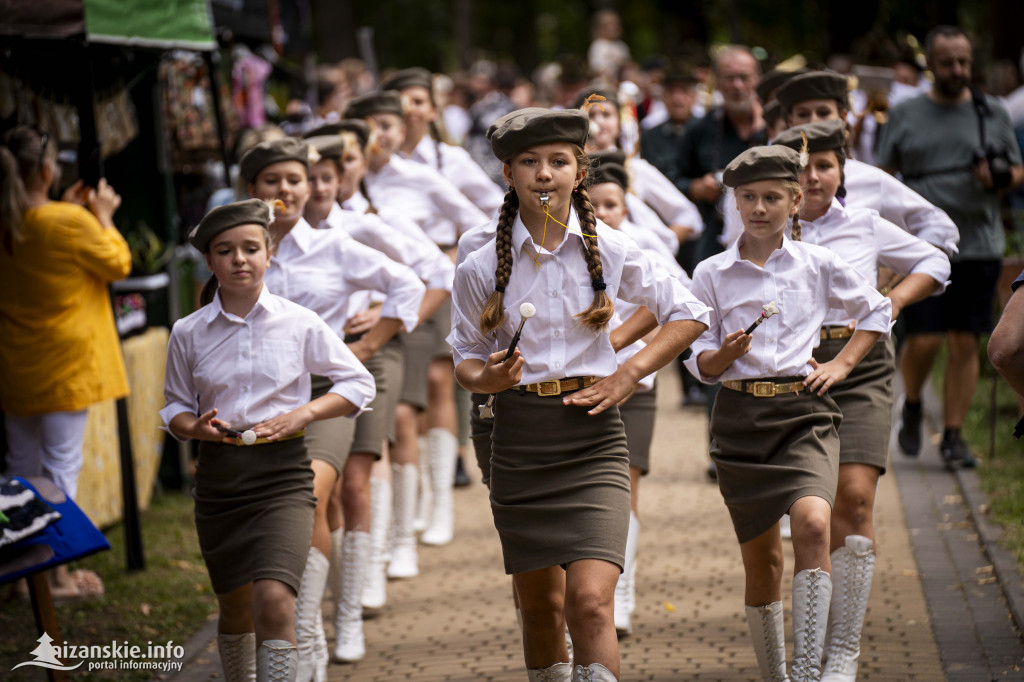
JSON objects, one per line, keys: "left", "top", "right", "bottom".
{"left": 685, "top": 235, "right": 892, "bottom": 384}
{"left": 401, "top": 136, "right": 505, "bottom": 217}
{"left": 265, "top": 218, "right": 425, "bottom": 335}
{"left": 718, "top": 158, "right": 961, "bottom": 255}
{"left": 802, "top": 199, "right": 950, "bottom": 327}
{"left": 323, "top": 203, "right": 454, "bottom": 291}
{"left": 449, "top": 209, "right": 712, "bottom": 384}
{"left": 160, "top": 285, "right": 376, "bottom": 439}
{"left": 630, "top": 157, "right": 704, "bottom": 235}
{"left": 365, "top": 156, "right": 490, "bottom": 247}
{"left": 844, "top": 158, "right": 960, "bottom": 255}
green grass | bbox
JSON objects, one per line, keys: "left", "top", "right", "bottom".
{"left": 0, "top": 491, "right": 217, "bottom": 681}
{"left": 935, "top": 335, "right": 1024, "bottom": 575}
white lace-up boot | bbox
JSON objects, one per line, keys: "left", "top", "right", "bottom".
{"left": 414, "top": 436, "right": 431, "bottom": 531}
{"left": 527, "top": 661, "right": 572, "bottom": 681}
{"left": 791, "top": 568, "right": 833, "bottom": 682}
{"left": 217, "top": 632, "right": 256, "bottom": 682}
{"left": 292, "top": 548, "right": 328, "bottom": 682}
{"left": 362, "top": 477, "right": 391, "bottom": 612}
{"left": 571, "top": 662, "right": 617, "bottom": 681}
{"left": 333, "top": 530, "right": 370, "bottom": 662}
{"left": 421, "top": 428, "right": 458, "bottom": 545}
{"left": 822, "top": 535, "right": 875, "bottom": 682}
{"left": 256, "top": 639, "right": 298, "bottom": 682}
{"left": 387, "top": 463, "right": 419, "bottom": 578}
{"left": 613, "top": 511, "right": 639, "bottom": 635}
{"left": 745, "top": 602, "right": 790, "bottom": 681}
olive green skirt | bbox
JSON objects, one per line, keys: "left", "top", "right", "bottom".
{"left": 813, "top": 337, "right": 896, "bottom": 473}
{"left": 710, "top": 381, "right": 841, "bottom": 544}
{"left": 194, "top": 437, "right": 315, "bottom": 595}
{"left": 490, "top": 388, "right": 630, "bottom": 574}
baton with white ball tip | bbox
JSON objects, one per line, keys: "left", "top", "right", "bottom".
{"left": 744, "top": 301, "right": 780, "bottom": 335}
{"left": 480, "top": 301, "right": 538, "bottom": 419}
{"left": 214, "top": 422, "right": 258, "bottom": 445}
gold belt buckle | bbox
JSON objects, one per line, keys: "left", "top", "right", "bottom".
{"left": 751, "top": 381, "right": 777, "bottom": 398}
{"left": 536, "top": 380, "right": 561, "bottom": 397}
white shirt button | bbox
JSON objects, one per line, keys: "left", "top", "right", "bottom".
{"left": 550, "top": 291, "right": 558, "bottom": 298}
{"left": 555, "top": 361, "right": 562, "bottom": 369}
{"left": 554, "top": 330, "right": 561, "bottom": 337}
{"left": 241, "top": 351, "right": 249, "bottom": 358}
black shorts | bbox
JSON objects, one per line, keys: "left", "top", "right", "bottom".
{"left": 902, "top": 259, "right": 1001, "bottom": 335}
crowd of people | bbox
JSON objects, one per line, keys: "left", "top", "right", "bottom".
{"left": 3, "top": 10, "right": 1024, "bottom": 682}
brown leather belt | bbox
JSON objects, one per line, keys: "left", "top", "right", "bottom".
{"left": 820, "top": 326, "right": 854, "bottom": 340}
{"left": 221, "top": 430, "right": 305, "bottom": 446}
{"left": 721, "top": 379, "right": 805, "bottom": 398}
{"left": 518, "top": 376, "right": 600, "bottom": 397}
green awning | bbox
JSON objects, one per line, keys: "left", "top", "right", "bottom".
{"left": 84, "top": 0, "right": 215, "bottom": 50}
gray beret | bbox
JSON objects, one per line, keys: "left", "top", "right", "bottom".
{"left": 756, "top": 67, "right": 808, "bottom": 103}
{"left": 189, "top": 199, "right": 274, "bottom": 252}
{"left": 763, "top": 100, "right": 784, "bottom": 126}
{"left": 239, "top": 138, "right": 313, "bottom": 183}
{"left": 589, "top": 149, "right": 627, "bottom": 167}
{"left": 722, "top": 145, "right": 803, "bottom": 188}
{"left": 304, "top": 135, "right": 347, "bottom": 160}
{"left": 589, "top": 162, "right": 629, "bottom": 190}
{"left": 776, "top": 71, "right": 850, "bottom": 111}
{"left": 381, "top": 67, "right": 433, "bottom": 95}
{"left": 302, "top": 119, "right": 371, "bottom": 149}
{"left": 773, "top": 120, "right": 848, "bottom": 166}
{"left": 487, "top": 108, "right": 590, "bottom": 162}
{"left": 343, "top": 91, "right": 403, "bottom": 120}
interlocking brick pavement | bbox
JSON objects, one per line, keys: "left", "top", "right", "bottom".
{"left": 171, "top": 369, "right": 953, "bottom": 680}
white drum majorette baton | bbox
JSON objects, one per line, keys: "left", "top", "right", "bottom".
{"left": 744, "top": 301, "right": 780, "bottom": 335}
{"left": 479, "top": 301, "right": 537, "bottom": 419}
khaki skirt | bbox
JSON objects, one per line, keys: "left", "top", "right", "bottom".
{"left": 350, "top": 351, "right": 388, "bottom": 458}
{"left": 399, "top": 299, "right": 452, "bottom": 409}
{"left": 194, "top": 438, "right": 315, "bottom": 595}
{"left": 307, "top": 375, "right": 357, "bottom": 475}
{"left": 490, "top": 388, "right": 630, "bottom": 574}
{"left": 710, "top": 381, "right": 841, "bottom": 544}
{"left": 377, "top": 338, "right": 405, "bottom": 444}
{"left": 813, "top": 337, "right": 895, "bottom": 473}
{"left": 620, "top": 384, "right": 657, "bottom": 476}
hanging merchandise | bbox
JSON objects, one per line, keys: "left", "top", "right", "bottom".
{"left": 160, "top": 51, "right": 237, "bottom": 171}
{"left": 95, "top": 86, "right": 139, "bottom": 158}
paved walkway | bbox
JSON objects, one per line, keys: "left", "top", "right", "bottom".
{"left": 168, "top": 370, "right": 1024, "bottom": 681}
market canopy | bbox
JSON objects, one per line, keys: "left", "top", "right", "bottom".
{"left": 0, "top": 0, "right": 216, "bottom": 50}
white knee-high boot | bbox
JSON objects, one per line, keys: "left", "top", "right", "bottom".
{"left": 257, "top": 639, "right": 298, "bottom": 682}
{"left": 614, "top": 511, "right": 639, "bottom": 636}
{"left": 333, "top": 530, "right": 370, "bottom": 662}
{"left": 571, "top": 663, "right": 617, "bottom": 681}
{"left": 362, "top": 476, "right": 392, "bottom": 612}
{"left": 388, "top": 463, "right": 419, "bottom": 578}
{"left": 822, "top": 535, "right": 875, "bottom": 682}
{"left": 527, "top": 661, "right": 572, "bottom": 681}
{"left": 791, "top": 568, "right": 833, "bottom": 682}
{"left": 745, "top": 602, "right": 790, "bottom": 682}
{"left": 217, "top": 632, "right": 256, "bottom": 682}
{"left": 421, "top": 428, "right": 457, "bottom": 545}
{"left": 414, "top": 435, "right": 431, "bottom": 532}
{"left": 293, "top": 548, "right": 329, "bottom": 682}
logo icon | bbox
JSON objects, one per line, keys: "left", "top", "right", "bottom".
{"left": 12, "top": 633, "right": 83, "bottom": 671}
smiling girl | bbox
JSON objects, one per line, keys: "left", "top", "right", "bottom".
{"left": 685, "top": 145, "right": 892, "bottom": 682}
{"left": 450, "top": 107, "right": 710, "bottom": 681}
{"left": 161, "top": 199, "right": 375, "bottom": 681}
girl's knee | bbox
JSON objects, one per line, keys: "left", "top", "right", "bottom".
{"left": 565, "top": 582, "right": 612, "bottom": 624}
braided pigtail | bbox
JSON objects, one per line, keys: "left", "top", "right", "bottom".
{"left": 791, "top": 214, "right": 802, "bottom": 242}
{"left": 783, "top": 179, "right": 803, "bottom": 241}
{"left": 573, "top": 185, "right": 615, "bottom": 330}
{"left": 359, "top": 178, "right": 378, "bottom": 215}
{"left": 479, "top": 188, "right": 519, "bottom": 333}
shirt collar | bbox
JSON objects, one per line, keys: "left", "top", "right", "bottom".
{"left": 714, "top": 232, "right": 800, "bottom": 270}
{"left": 410, "top": 135, "right": 437, "bottom": 166}
{"left": 279, "top": 217, "right": 316, "bottom": 253}
{"left": 323, "top": 202, "right": 345, "bottom": 230}
{"left": 808, "top": 197, "right": 847, "bottom": 225}
{"left": 511, "top": 206, "right": 584, "bottom": 257}
{"left": 205, "top": 283, "right": 276, "bottom": 323}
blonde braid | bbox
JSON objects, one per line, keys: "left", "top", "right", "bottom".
{"left": 573, "top": 186, "right": 614, "bottom": 330}
{"left": 791, "top": 214, "right": 802, "bottom": 241}
{"left": 479, "top": 189, "right": 520, "bottom": 333}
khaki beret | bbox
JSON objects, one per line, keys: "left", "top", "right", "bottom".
{"left": 381, "top": 67, "right": 433, "bottom": 95}
{"left": 189, "top": 199, "right": 274, "bottom": 252}
{"left": 589, "top": 149, "right": 627, "bottom": 167}
{"left": 763, "top": 100, "right": 784, "bottom": 126}
{"left": 773, "top": 120, "right": 848, "bottom": 166}
{"left": 573, "top": 87, "right": 620, "bottom": 111}
{"left": 487, "top": 108, "right": 590, "bottom": 162}
{"left": 343, "top": 91, "right": 403, "bottom": 120}
{"left": 304, "top": 135, "right": 347, "bottom": 160}
{"left": 776, "top": 71, "right": 850, "bottom": 111}
{"left": 239, "top": 138, "right": 314, "bottom": 183}
{"left": 756, "top": 67, "right": 808, "bottom": 103}
{"left": 302, "top": 119, "right": 371, "bottom": 149}
{"left": 722, "top": 145, "right": 802, "bottom": 188}
{"left": 589, "top": 162, "right": 629, "bottom": 190}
